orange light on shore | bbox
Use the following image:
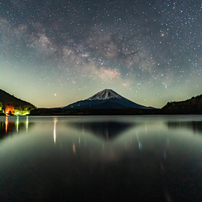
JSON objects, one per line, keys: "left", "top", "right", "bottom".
{"left": 5, "top": 106, "right": 15, "bottom": 115}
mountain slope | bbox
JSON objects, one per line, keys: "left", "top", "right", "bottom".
{"left": 87, "top": 89, "right": 124, "bottom": 100}
{"left": 0, "top": 89, "right": 36, "bottom": 115}
{"left": 64, "top": 89, "right": 151, "bottom": 109}
{"left": 162, "top": 94, "right": 202, "bottom": 113}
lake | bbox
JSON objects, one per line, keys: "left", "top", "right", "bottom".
{"left": 1, "top": 115, "right": 202, "bottom": 201}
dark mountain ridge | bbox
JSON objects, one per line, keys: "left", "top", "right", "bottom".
{"left": 162, "top": 94, "right": 202, "bottom": 113}
{"left": 0, "top": 89, "right": 36, "bottom": 115}
{"left": 31, "top": 92, "right": 202, "bottom": 115}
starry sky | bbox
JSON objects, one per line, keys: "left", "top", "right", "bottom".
{"left": 0, "top": 0, "right": 202, "bottom": 108}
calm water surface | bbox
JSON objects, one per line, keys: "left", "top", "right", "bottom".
{"left": 1, "top": 115, "right": 202, "bottom": 201}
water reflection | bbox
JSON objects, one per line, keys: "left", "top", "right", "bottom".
{"left": 68, "top": 121, "right": 134, "bottom": 140}
{"left": 53, "top": 117, "right": 57, "bottom": 144}
{"left": 5, "top": 116, "right": 8, "bottom": 133}
{"left": 1, "top": 116, "right": 202, "bottom": 201}
{"left": 167, "top": 121, "right": 202, "bottom": 134}
{"left": 73, "top": 143, "right": 76, "bottom": 154}
{"left": 16, "top": 116, "right": 19, "bottom": 132}
{"left": 0, "top": 116, "right": 33, "bottom": 140}
{"left": 25, "top": 116, "right": 29, "bottom": 132}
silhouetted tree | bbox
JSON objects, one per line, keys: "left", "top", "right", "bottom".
{"left": 0, "top": 102, "right": 3, "bottom": 111}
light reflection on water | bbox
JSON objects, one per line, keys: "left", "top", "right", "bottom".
{"left": 5, "top": 116, "right": 8, "bottom": 133}
{"left": 0, "top": 115, "right": 202, "bottom": 201}
{"left": 0, "top": 116, "right": 30, "bottom": 136}
{"left": 53, "top": 117, "right": 57, "bottom": 144}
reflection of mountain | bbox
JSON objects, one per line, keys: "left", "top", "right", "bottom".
{"left": 0, "top": 117, "right": 34, "bottom": 140}
{"left": 68, "top": 121, "right": 134, "bottom": 140}
{"left": 167, "top": 121, "right": 202, "bottom": 134}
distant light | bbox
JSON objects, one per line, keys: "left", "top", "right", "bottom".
{"left": 14, "top": 111, "right": 29, "bottom": 116}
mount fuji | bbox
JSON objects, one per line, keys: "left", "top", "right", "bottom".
{"left": 63, "top": 89, "right": 152, "bottom": 109}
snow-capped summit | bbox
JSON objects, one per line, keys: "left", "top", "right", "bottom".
{"left": 63, "top": 89, "right": 152, "bottom": 110}
{"left": 87, "top": 89, "right": 124, "bottom": 100}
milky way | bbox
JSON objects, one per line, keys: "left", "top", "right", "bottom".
{"left": 0, "top": 0, "right": 202, "bottom": 108}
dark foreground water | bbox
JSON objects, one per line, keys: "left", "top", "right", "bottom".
{"left": 1, "top": 115, "right": 202, "bottom": 201}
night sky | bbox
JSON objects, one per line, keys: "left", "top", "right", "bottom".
{"left": 0, "top": 0, "right": 202, "bottom": 108}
